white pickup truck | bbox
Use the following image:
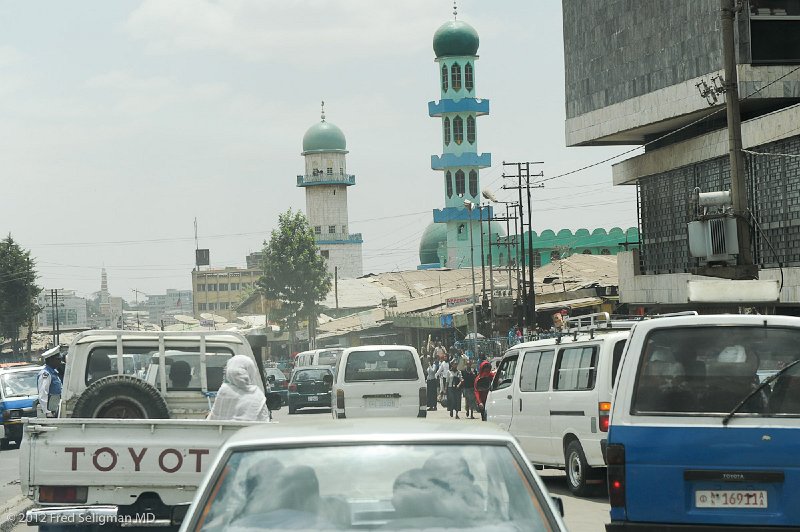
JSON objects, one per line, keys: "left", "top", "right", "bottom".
{"left": 20, "top": 330, "right": 282, "bottom": 529}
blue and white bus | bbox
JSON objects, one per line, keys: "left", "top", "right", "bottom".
{"left": 607, "top": 314, "right": 800, "bottom": 530}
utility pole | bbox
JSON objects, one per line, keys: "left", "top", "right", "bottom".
{"left": 503, "top": 161, "right": 544, "bottom": 333}
{"left": 721, "top": 0, "right": 754, "bottom": 270}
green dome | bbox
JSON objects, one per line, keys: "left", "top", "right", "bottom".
{"left": 419, "top": 222, "right": 447, "bottom": 264}
{"left": 302, "top": 120, "right": 347, "bottom": 154}
{"left": 433, "top": 20, "right": 479, "bottom": 58}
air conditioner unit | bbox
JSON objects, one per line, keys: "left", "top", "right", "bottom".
{"left": 688, "top": 217, "right": 739, "bottom": 262}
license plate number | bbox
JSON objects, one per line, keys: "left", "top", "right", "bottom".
{"left": 308, "top": 396, "right": 319, "bottom": 402}
{"left": 366, "top": 398, "right": 397, "bottom": 408}
{"left": 695, "top": 490, "right": 767, "bottom": 508}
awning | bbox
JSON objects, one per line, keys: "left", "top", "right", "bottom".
{"left": 535, "top": 297, "right": 603, "bottom": 312}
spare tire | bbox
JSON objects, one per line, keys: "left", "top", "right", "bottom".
{"left": 71, "top": 375, "right": 170, "bottom": 419}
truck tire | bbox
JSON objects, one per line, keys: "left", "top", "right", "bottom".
{"left": 71, "top": 375, "right": 170, "bottom": 419}
{"left": 565, "top": 440, "right": 594, "bottom": 497}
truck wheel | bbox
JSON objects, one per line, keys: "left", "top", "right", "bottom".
{"left": 71, "top": 375, "right": 170, "bottom": 419}
{"left": 565, "top": 440, "right": 594, "bottom": 497}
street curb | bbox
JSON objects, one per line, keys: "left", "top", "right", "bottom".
{"left": 0, "top": 495, "right": 32, "bottom": 532}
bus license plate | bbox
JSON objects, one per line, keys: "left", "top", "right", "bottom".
{"left": 695, "top": 490, "right": 767, "bottom": 508}
{"left": 366, "top": 398, "right": 397, "bottom": 409}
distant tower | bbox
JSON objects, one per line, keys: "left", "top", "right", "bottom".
{"left": 298, "top": 102, "right": 363, "bottom": 279}
{"left": 421, "top": 7, "right": 500, "bottom": 269}
{"left": 99, "top": 268, "right": 112, "bottom": 326}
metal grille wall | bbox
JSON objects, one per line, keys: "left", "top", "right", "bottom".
{"left": 638, "top": 135, "right": 800, "bottom": 273}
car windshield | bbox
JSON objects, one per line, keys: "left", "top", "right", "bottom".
{"left": 344, "top": 350, "right": 419, "bottom": 382}
{"left": 632, "top": 326, "right": 800, "bottom": 415}
{"left": 293, "top": 369, "right": 330, "bottom": 381}
{"left": 0, "top": 370, "right": 39, "bottom": 398}
{"left": 194, "top": 443, "right": 554, "bottom": 531}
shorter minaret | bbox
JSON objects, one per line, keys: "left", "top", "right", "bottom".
{"left": 298, "top": 102, "right": 363, "bottom": 278}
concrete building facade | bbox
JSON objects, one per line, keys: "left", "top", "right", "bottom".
{"left": 192, "top": 267, "right": 260, "bottom": 321}
{"left": 37, "top": 290, "right": 88, "bottom": 329}
{"left": 562, "top": 0, "right": 800, "bottom": 310}
{"left": 146, "top": 289, "right": 193, "bottom": 326}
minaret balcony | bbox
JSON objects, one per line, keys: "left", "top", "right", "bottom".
{"left": 428, "top": 98, "right": 490, "bottom": 117}
{"left": 433, "top": 205, "right": 493, "bottom": 223}
{"left": 431, "top": 152, "right": 491, "bottom": 170}
{"left": 316, "top": 233, "right": 363, "bottom": 245}
{"left": 297, "top": 174, "right": 356, "bottom": 187}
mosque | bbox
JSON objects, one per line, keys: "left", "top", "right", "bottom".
{"left": 298, "top": 103, "right": 364, "bottom": 279}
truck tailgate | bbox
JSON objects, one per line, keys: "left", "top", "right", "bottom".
{"left": 22, "top": 418, "right": 260, "bottom": 505}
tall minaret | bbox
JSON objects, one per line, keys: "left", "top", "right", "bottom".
{"left": 429, "top": 5, "right": 491, "bottom": 268}
{"left": 298, "top": 102, "right": 363, "bottom": 279}
{"left": 99, "top": 268, "right": 111, "bottom": 326}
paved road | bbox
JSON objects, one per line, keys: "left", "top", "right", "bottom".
{"left": 4, "top": 405, "right": 610, "bottom": 531}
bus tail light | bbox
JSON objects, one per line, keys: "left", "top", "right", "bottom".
{"left": 598, "top": 402, "right": 611, "bottom": 432}
{"left": 606, "top": 444, "right": 626, "bottom": 508}
{"left": 418, "top": 387, "right": 427, "bottom": 417}
{"left": 335, "top": 389, "right": 346, "bottom": 419}
{"left": 39, "top": 486, "right": 88, "bottom": 504}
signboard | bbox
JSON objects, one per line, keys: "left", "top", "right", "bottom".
{"left": 439, "top": 314, "right": 454, "bottom": 328}
{"left": 195, "top": 249, "right": 210, "bottom": 267}
{"left": 446, "top": 295, "right": 477, "bottom": 308}
{"left": 494, "top": 297, "right": 514, "bottom": 316}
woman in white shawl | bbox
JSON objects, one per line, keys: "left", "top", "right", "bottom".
{"left": 207, "top": 355, "right": 270, "bottom": 421}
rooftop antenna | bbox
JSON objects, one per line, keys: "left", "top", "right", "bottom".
{"left": 321, "top": 100, "right": 326, "bottom": 122}
{"left": 453, "top": 0, "right": 458, "bottom": 19}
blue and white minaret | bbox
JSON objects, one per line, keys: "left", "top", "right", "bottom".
{"left": 298, "top": 102, "right": 363, "bottom": 279}
{"left": 426, "top": 8, "right": 493, "bottom": 269}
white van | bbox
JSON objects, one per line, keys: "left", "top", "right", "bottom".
{"left": 487, "top": 313, "right": 631, "bottom": 496}
{"left": 295, "top": 347, "right": 343, "bottom": 368}
{"left": 330, "top": 345, "right": 427, "bottom": 419}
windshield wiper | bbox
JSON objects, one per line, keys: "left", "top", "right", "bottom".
{"left": 722, "top": 358, "right": 800, "bottom": 426}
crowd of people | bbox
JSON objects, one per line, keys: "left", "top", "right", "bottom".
{"left": 422, "top": 341, "right": 495, "bottom": 421}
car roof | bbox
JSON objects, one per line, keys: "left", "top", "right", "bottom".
{"left": 343, "top": 344, "right": 416, "bottom": 352}
{"left": 225, "top": 418, "right": 515, "bottom": 449}
{"left": 510, "top": 329, "right": 630, "bottom": 351}
{"left": 629, "top": 313, "right": 800, "bottom": 335}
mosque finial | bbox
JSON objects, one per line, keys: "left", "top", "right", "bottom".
{"left": 321, "top": 100, "right": 326, "bottom": 121}
{"left": 453, "top": 0, "right": 458, "bottom": 19}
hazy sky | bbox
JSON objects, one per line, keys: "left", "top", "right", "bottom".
{"left": 0, "top": 1, "right": 638, "bottom": 300}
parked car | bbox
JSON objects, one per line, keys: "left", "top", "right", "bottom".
{"left": 0, "top": 363, "right": 40, "bottom": 449}
{"left": 264, "top": 366, "right": 289, "bottom": 405}
{"left": 330, "top": 345, "right": 427, "bottom": 419}
{"left": 178, "top": 419, "right": 568, "bottom": 531}
{"left": 288, "top": 365, "right": 332, "bottom": 414}
{"left": 487, "top": 312, "right": 631, "bottom": 496}
{"left": 607, "top": 313, "right": 800, "bottom": 530}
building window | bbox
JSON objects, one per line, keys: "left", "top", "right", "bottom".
{"left": 443, "top": 117, "right": 451, "bottom": 145}
{"left": 600, "top": 248, "right": 611, "bottom": 255}
{"left": 446, "top": 170, "right": 453, "bottom": 198}
{"left": 207, "top": 284, "right": 218, "bottom": 291}
{"left": 312, "top": 168, "right": 321, "bottom": 176}
{"left": 457, "top": 224, "right": 467, "bottom": 241}
{"left": 469, "top": 170, "right": 478, "bottom": 197}
{"left": 314, "top": 226, "right": 322, "bottom": 235}
{"left": 441, "top": 64, "right": 448, "bottom": 91}
{"left": 466, "top": 116, "right": 476, "bottom": 144}
{"left": 455, "top": 170, "right": 465, "bottom": 196}
{"left": 208, "top": 303, "right": 217, "bottom": 311}
{"left": 321, "top": 250, "right": 330, "bottom": 258}
{"left": 197, "top": 284, "right": 206, "bottom": 292}
{"left": 453, "top": 116, "right": 464, "bottom": 145}
{"left": 342, "top": 225, "right": 347, "bottom": 234}
{"left": 218, "top": 283, "right": 228, "bottom": 291}
{"left": 327, "top": 167, "right": 333, "bottom": 176}
{"left": 582, "top": 249, "right": 592, "bottom": 255}
{"left": 329, "top": 225, "right": 336, "bottom": 234}
{"left": 465, "top": 62, "right": 474, "bottom": 92}
{"left": 451, "top": 63, "right": 462, "bottom": 91}
{"left": 230, "top": 283, "right": 240, "bottom": 290}
{"left": 219, "top": 302, "right": 230, "bottom": 310}
{"left": 340, "top": 168, "right": 344, "bottom": 175}
{"left": 198, "top": 303, "right": 207, "bottom": 311}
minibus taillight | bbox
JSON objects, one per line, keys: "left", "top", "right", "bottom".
{"left": 336, "top": 389, "right": 345, "bottom": 409}
{"left": 606, "top": 444, "right": 625, "bottom": 508}
{"left": 418, "top": 387, "right": 427, "bottom": 417}
{"left": 39, "top": 486, "right": 88, "bottom": 504}
{"left": 598, "top": 402, "right": 611, "bottom": 432}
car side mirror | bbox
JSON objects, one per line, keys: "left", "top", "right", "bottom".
{"left": 323, "top": 374, "right": 333, "bottom": 387}
{"left": 266, "top": 392, "right": 282, "bottom": 411}
{"left": 267, "top": 374, "right": 276, "bottom": 384}
{"left": 551, "top": 496, "right": 565, "bottom": 517}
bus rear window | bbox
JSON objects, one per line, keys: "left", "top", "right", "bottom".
{"left": 344, "top": 350, "right": 419, "bottom": 382}
{"left": 632, "top": 326, "right": 800, "bottom": 415}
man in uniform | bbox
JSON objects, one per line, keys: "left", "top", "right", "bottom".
{"left": 37, "top": 346, "right": 63, "bottom": 418}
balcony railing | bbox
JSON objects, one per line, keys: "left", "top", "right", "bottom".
{"left": 297, "top": 174, "right": 356, "bottom": 187}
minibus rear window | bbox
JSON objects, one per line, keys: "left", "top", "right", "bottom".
{"left": 344, "top": 350, "right": 419, "bottom": 382}
{"left": 632, "top": 326, "right": 800, "bottom": 415}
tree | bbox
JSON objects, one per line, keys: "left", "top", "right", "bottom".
{"left": 0, "top": 235, "right": 41, "bottom": 354}
{"left": 257, "top": 210, "right": 331, "bottom": 354}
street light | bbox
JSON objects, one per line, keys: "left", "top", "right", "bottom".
{"left": 463, "top": 199, "right": 480, "bottom": 352}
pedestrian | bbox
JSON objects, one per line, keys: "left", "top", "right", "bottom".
{"left": 447, "top": 361, "right": 463, "bottom": 419}
{"left": 426, "top": 358, "right": 438, "bottom": 411}
{"left": 435, "top": 350, "right": 450, "bottom": 407}
{"left": 474, "top": 360, "right": 495, "bottom": 422}
{"left": 461, "top": 360, "right": 477, "bottom": 419}
{"left": 37, "top": 346, "right": 63, "bottom": 418}
{"left": 207, "top": 355, "right": 271, "bottom": 421}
